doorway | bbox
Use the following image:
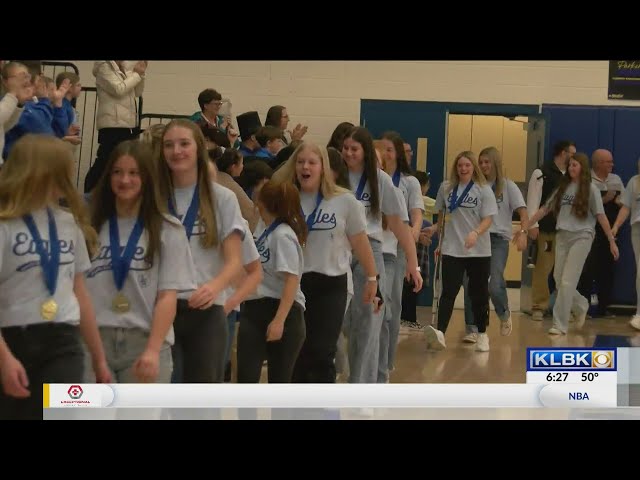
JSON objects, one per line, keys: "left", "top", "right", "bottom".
{"left": 360, "top": 100, "right": 542, "bottom": 306}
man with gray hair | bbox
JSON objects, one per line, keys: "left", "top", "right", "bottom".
{"left": 577, "top": 149, "right": 624, "bottom": 317}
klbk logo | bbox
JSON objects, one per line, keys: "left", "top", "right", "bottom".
{"left": 67, "top": 385, "right": 83, "bottom": 399}
{"left": 527, "top": 349, "right": 615, "bottom": 371}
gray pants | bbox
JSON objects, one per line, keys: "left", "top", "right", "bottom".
{"left": 631, "top": 224, "right": 640, "bottom": 316}
{"left": 95, "top": 326, "right": 173, "bottom": 383}
{"left": 553, "top": 230, "right": 593, "bottom": 333}
{"left": 345, "top": 238, "right": 386, "bottom": 383}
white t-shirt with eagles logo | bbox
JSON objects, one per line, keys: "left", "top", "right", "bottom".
{"left": 0, "top": 207, "right": 91, "bottom": 327}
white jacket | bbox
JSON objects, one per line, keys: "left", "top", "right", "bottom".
{"left": 0, "top": 93, "right": 24, "bottom": 164}
{"left": 93, "top": 61, "right": 144, "bottom": 130}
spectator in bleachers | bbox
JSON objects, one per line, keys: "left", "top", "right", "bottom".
{"left": 199, "top": 122, "right": 230, "bottom": 150}
{"left": 190, "top": 88, "right": 239, "bottom": 148}
{"left": 0, "top": 62, "right": 32, "bottom": 165}
{"left": 42, "top": 77, "right": 55, "bottom": 98}
{"left": 214, "top": 148, "right": 260, "bottom": 232}
{"left": 236, "top": 111, "right": 271, "bottom": 164}
{"left": 237, "top": 159, "right": 273, "bottom": 203}
{"left": 265, "top": 105, "right": 307, "bottom": 145}
{"left": 256, "top": 125, "right": 285, "bottom": 167}
{"left": 55, "top": 71, "right": 82, "bottom": 145}
{"left": 84, "top": 61, "right": 148, "bottom": 193}
{"left": 3, "top": 61, "right": 71, "bottom": 160}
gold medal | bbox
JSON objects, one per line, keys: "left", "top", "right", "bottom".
{"left": 112, "top": 292, "right": 130, "bottom": 314}
{"left": 41, "top": 298, "right": 58, "bottom": 321}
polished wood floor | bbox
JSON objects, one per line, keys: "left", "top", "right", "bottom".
{"left": 389, "top": 307, "right": 640, "bottom": 384}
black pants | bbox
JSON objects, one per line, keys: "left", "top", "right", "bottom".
{"left": 84, "top": 127, "right": 140, "bottom": 193}
{"left": 237, "top": 298, "right": 305, "bottom": 383}
{"left": 438, "top": 255, "right": 491, "bottom": 334}
{"left": 0, "top": 323, "right": 84, "bottom": 420}
{"left": 171, "top": 300, "right": 228, "bottom": 383}
{"left": 293, "top": 273, "right": 347, "bottom": 383}
{"left": 401, "top": 278, "right": 421, "bottom": 323}
{"left": 577, "top": 225, "right": 614, "bottom": 315}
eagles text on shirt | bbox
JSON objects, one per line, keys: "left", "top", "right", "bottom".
{"left": 446, "top": 190, "right": 478, "bottom": 208}
{"left": 13, "top": 232, "right": 75, "bottom": 273}
{"left": 86, "top": 244, "right": 152, "bottom": 286}
{"left": 308, "top": 208, "right": 337, "bottom": 231}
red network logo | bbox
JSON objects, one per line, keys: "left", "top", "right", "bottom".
{"left": 68, "top": 385, "right": 83, "bottom": 400}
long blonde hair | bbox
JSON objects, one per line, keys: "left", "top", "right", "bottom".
{"left": 156, "top": 119, "right": 219, "bottom": 248}
{"left": 448, "top": 150, "right": 486, "bottom": 192}
{"left": 478, "top": 146, "right": 504, "bottom": 197}
{"left": 0, "top": 134, "right": 98, "bottom": 256}
{"left": 271, "top": 141, "right": 350, "bottom": 198}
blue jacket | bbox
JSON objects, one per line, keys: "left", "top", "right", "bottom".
{"left": 58, "top": 98, "right": 76, "bottom": 136}
{"left": 3, "top": 98, "right": 69, "bottom": 159}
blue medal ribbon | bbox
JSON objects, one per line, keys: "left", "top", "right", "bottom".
{"left": 22, "top": 208, "right": 59, "bottom": 297}
{"left": 168, "top": 184, "right": 200, "bottom": 241}
{"left": 255, "top": 220, "right": 283, "bottom": 247}
{"left": 448, "top": 181, "right": 474, "bottom": 213}
{"left": 302, "top": 192, "right": 323, "bottom": 232}
{"left": 354, "top": 173, "right": 368, "bottom": 201}
{"left": 392, "top": 169, "right": 401, "bottom": 188}
{"left": 109, "top": 216, "right": 144, "bottom": 291}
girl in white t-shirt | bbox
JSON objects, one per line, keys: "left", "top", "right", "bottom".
{"left": 529, "top": 153, "right": 618, "bottom": 335}
{"left": 342, "top": 126, "right": 423, "bottom": 383}
{"left": 237, "top": 181, "right": 307, "bottom": 383}
{"left": 87, "top": 140, "right": 197, "bottom": 383}
{"left": 0, "top": 134, "right": 110, "bottom": 420}
{"left": 379, "top": 131, "right": 424, "bottom": 383}
{"left": 424, "top": 151, "right": 498, "bottom": 352}
{"left": 272, "top": 142, "right": 378, "bottom": 383}
{"left": 612, "top": 159, "right": 640, "bottom": 331}
{"left": 157, "top": 119, "right": 245, "bottom": 383}
{"left": 208, "top": 162, "right": 263, "bottom": 382}
{"left": 462, "top": 147, "right": 528, "bottom": 342}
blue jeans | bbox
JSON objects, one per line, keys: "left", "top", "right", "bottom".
{"left": 345, "top": 238, "right": 386, "bottom": 383}
{"left": 464, "top": 234, "right": 510, "bottom": 333}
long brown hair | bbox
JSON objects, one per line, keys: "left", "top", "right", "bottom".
{"left": 0, "top": 134, "right": 98, "bottom": 257}
{"left": 156, "top": 119, "right": 219, "bottom": 247}
{"left": 90, "top": 140, "right": 168, "bottom": 264}
{"left": 381, "top": 131, "right": 411, "bottom": 174}
{"left": 258, "top": 180, "right": 307, "bottom": 246}
{"left": 344, "top": 126, "right": 381, "bottom": 217}
{"left": 552, "top": 152, "right": 591, "bottom": 219}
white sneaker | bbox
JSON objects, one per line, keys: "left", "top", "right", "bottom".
{"left": 462, "top": 332, "right": 478, "bottom": 343}
{"left": 532, "top": 310, "right": 544, "bottom": 321}
{"left": 476, "top": 333, "right": 490, "bottom": 352}
{"left": 574, "top": 310, "right": 587, "bottom": 330}
{"left": 500, "top": 314, "right": 513, "bottom": 336}
{"left": 630, "top": 315, "right": 640, "bottom": 331}
{"left": 548, "top": 326, "right": 565, "bottom": 335}
{"left": 425, "top": 325, "right": 446, "bottom": 350}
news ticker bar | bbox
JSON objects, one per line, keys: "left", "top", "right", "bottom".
{"left": 44, "top": 383, "right": 618, "bottom": 409}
